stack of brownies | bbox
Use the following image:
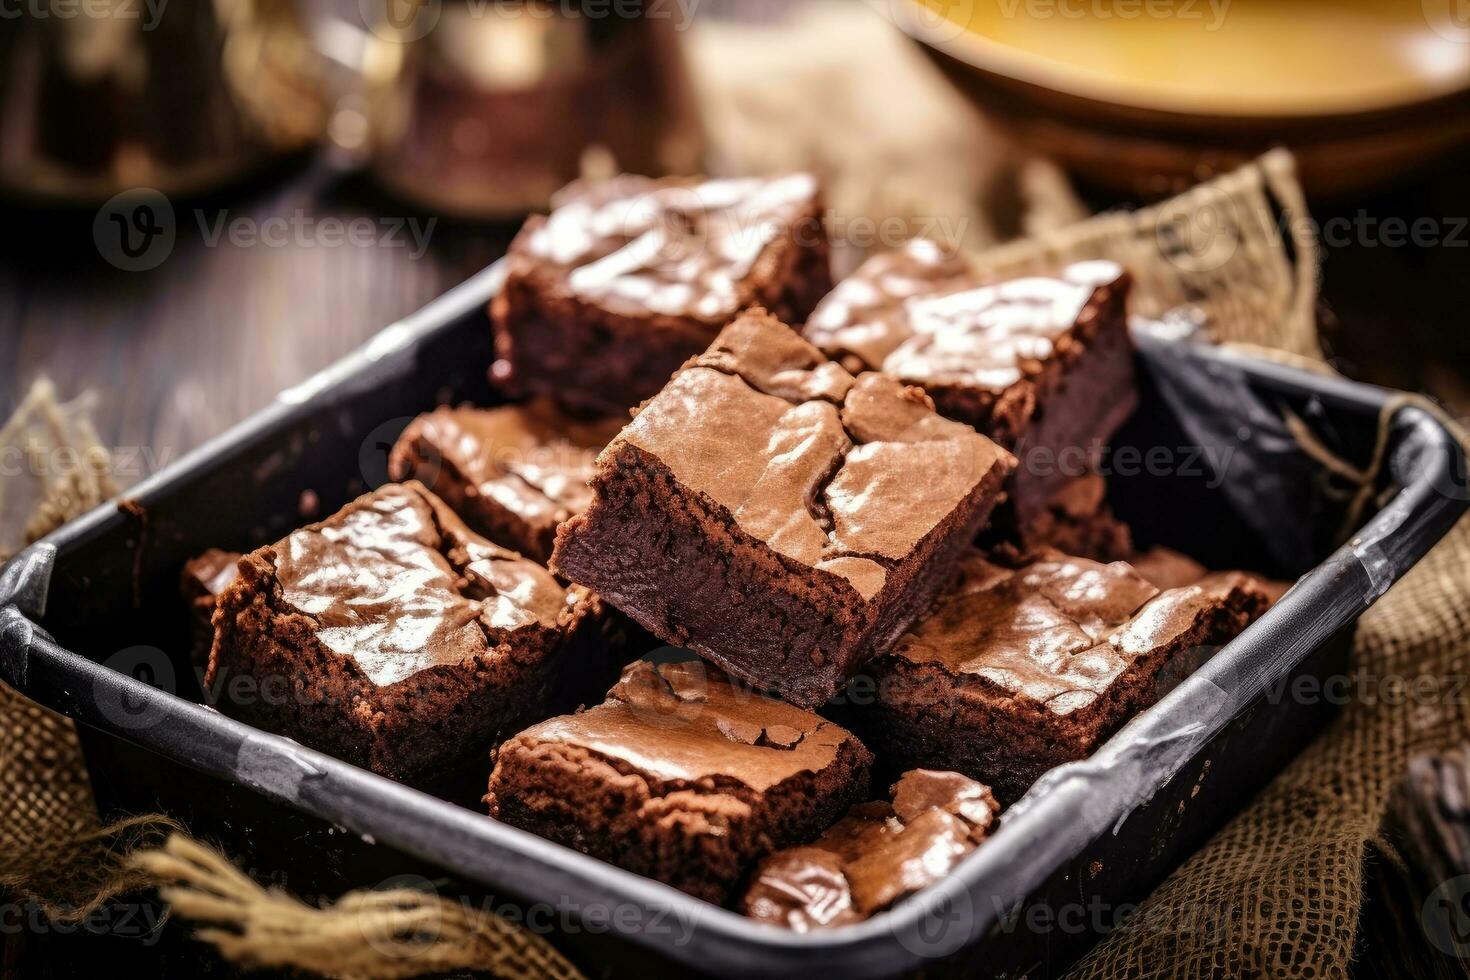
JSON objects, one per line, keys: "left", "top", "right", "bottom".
{"left": 187, "top": 173, "right": 1275, "bottom": 930}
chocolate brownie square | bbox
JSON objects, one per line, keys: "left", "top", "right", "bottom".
{"left": 550, "top": 309, "right": 1015, "bottom": 708}
{"left": 490, "top": 173, "right": 832, "bottom": 416}
{"left": 741, "top": 769, "right": 999, "bottom": 930}
{"left": 987, "top": 472, "right": 1133, "bottom": 562}
{"left": 207, "top": 481, "right": 609, "bottom": 784}
{"left": 181, "top": 549, "right": 240, "bottom": 668}
{"left": 804, "top": 239, "right": 1135, "bottom": 533}
{"left": 388, "top": 401, "right": 621, "bottom": 563}
{"left": 851, "top": 548, "right": 1270, "bottom": 802}
{"left": 486, "top": 659, "right": 872, "bottom": 904}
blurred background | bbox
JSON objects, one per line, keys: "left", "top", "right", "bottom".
{"left": 1, "top": 0, "right": 1469, "bottom": 974}
{"left": 1, "top": 0, "right": 1467, "bottom": 465}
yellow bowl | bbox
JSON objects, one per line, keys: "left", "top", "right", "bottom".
{"left": 894, "top": 0, "right": 1470, "bottom": 197}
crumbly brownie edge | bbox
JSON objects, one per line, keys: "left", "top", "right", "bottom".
{"left": 491, "top": 272, "right": 715, "bottom": 417}
{"left": 208, "top": 548, "right": 380, "bottom": 769}
{"left": 850, "top": 574, "right": 1268, "bottom": 803}
{"left": 554, "top": 437, "right": 1007, "bottom": 708}
{"left": 486, "top": 732, "right": 871, "bottom": 903}
{"left": 979, "top": 478, "right": 1135, "bottom": 562}
{"left": 854, "top": 453, "right": 1012, "bottom": 674}
{"left": 489, "top": 198, "right": 832, "bottom": 415}
{"left": 1106, "top": 577, "right": 1269, "bottom": 724}
{"left": 747, "top": 201, "right": 833, "bottom": 326}
{"left": 845, "top": 656, "right": 1122, "bottom": 804}
{"left": 1008, "top": 297, "right": 1137, "bottom": 523}
{"left": 365, "top": 589, "right": 612, "bottom": 781}
{"left": 388, "top": 420, "right": 560, "bottom": 563}
{"left": 877, "top": 270, "right": 1132, "bottom": 452}
{"left": 552, "top": 443, "right": 872, "bottom": 707}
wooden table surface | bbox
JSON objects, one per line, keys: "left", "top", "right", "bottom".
{"left": 4, "top": 156, "right": 1467, "bottom": 469}
{"left": 2, "top": 6, "right": 1469, "bottom": 978}
{"left": 0, "top": 161, "right": 516, "bottom": 469}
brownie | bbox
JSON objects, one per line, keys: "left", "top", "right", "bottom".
{"left": 550, "top": 309, "right": 1015, "bottom": 708}
{"left": 986, "top": 472, "right": 1133, "bottom": 562}
{"left": 742, "top": 768, "right": 999, "bottom": 930}
{"left": 803, "top": 239, "right": 1136, "bottom": 529}
{"left": 490, "top": 173, "right": 833, "bottom": 416}
{"left": 181, "top": 549, "right": 240, "bottom": 669}
{"left": 387, "top": 401, "right": 621, "bottom": 563}
{"left": 850, "top": 548, "right": 1271, "bottom": 803}
{"left": 485, "top": 659, "right": 873, "bottom": 904}
{"left": 207, "top": 481, "right": 609, "bottom": 784}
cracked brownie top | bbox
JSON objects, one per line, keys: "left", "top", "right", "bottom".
{"left": 512, "top": 659, "right": 860, "bottom": 794}
{"left": 613, "top": 309, "right": 1014, "bottom": 600}
{"left": 269, "top": 481, "right": 575, "bottom": 687}
{"left": 891, "top": 548, "right": 1267, "bottom": 715}
{"left": 803, "top": 238, "right": 1127, "bottom": 394}
{"left": 514, "top": 173, "right": 822, "bottom": 324}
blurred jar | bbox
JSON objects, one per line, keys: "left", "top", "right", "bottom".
{"left": 0, "top": 0, "right": 326, "bottom": 203}
{"left": 353, "top": 0, "right": 705, "bottom": 217}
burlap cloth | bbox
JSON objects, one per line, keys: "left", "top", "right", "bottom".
{"left": 2, "top": 7, "right": 1467, "bottom": 978}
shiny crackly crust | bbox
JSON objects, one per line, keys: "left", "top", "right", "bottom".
{"left": 206, "top": 482, "right": 612, "bottom": 785}
{"left": 848, "top": 553, "right": 1271, "bottom": 803}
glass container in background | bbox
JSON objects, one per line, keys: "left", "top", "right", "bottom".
{"left": 0, "top": 0, "right": 327, "bottom": 203}
{"left": 353, "top": 0, "right": 705, "bottom": 217}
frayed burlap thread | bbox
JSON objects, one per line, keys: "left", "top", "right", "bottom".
{"left": 1062, "top": 498, "right": 1470, "bottom": 979}
{"left": 972, "top": 147, "right": 1470, "bottom": 980}
{"left": 0, "top": 377, "right": 184, "bottom": 922}
{"left": 4, "top": 147, "right": 1463, "bottom": 980}
{"left": 129, "top": 836, "right": 584, "bottom": 980}
{"left": 0, "top": 377, "right": 119, "bottom": 556}
{"left": 0, "top": 382, "right": 584, "bottom": 975}
{"left": 964, "top": 160, "right": 1470, "bottom": 979}
{"left": 0, "top": 685, "right": 184, "bottom": 921}
{"left": 971, "top": 148, "right": 1321, "bottom": 360}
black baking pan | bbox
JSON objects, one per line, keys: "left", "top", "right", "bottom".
{"left": 1, "top": 262, "right": 1464, "bottom": 978}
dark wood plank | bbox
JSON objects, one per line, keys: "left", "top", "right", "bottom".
{"left": 0, "top": 160, "right": 516, "bottom": 466}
